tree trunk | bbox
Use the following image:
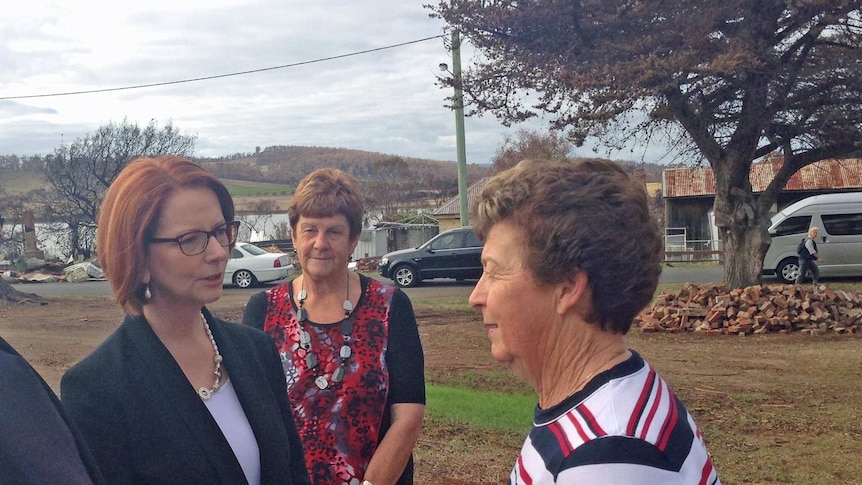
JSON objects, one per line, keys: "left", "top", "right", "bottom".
{"left": 69, "top": 217, "right": 81, "bottom": 260}
{"left": 0, "top": 278, "right": 47, "bottom": 305}
{"left": 712, "top": 160, "right": 772, "bottom": 289}
{"left": 720, "top": 216, "right": 771, "bottom": 288}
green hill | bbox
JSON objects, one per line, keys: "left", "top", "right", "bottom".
{"left": 0, "top": 170, "right": 47, "bottom": 194}
{"left": 221, "top": 179, "right": 294, "bottom": 197}
{"left": 196, "top": 145, "right": 492, "bottom": 186}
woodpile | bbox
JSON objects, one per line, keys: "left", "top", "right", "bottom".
{"left": 634, "top": 283, "right": 862, "bottom": 335}
{"left": 354, "top": 258, "right": 379, "bottom": 272}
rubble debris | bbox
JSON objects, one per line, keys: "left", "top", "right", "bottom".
{"left": 64, "top": 261, "right": 105, "bottom": 282}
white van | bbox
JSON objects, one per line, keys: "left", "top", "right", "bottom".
{"left": 763, "top": 192, "right": 862, "bottom": 283}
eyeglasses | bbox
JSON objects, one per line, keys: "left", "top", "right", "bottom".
{"left": 147, "top": 220, "right": 240, "bottom": 256}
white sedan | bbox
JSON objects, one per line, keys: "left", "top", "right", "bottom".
{"left": 224, "top": 242, "right": 294, "bottom": 288}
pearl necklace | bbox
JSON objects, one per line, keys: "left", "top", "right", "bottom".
{"left": 198, "top": 313, "right": 223, "bottom": 400}
{"left": 295, "top": 275, "right": 354, "bottom": 390}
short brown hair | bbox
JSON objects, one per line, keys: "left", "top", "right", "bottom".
{"left": 472, "top": 158, "right": 663, "bottom": 334}
{"left": 288, "top": 168, "right": 364, "bottom": 239}
{"left": 97, "top": 155, "right": 234, "bottom": 315}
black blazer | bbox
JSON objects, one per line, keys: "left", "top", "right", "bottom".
{"left": 60, "top": 309, "right": 311, "bottom": 485}
{"left": 0, "top": 336, "right": 104, "bottom": 485}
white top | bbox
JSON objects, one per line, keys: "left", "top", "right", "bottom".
{"left": 204, "top": 378, "right": 261, "bottom": 485}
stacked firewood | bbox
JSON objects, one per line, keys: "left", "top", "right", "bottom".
{"left": 635, "top": 283, "right": 862, "bottom": 335}
{"left": 354, "top": 258, "right": 379, "bottom": 272}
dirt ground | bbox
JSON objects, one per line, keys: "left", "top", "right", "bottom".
{"left": 5, "top": 290, "right": 862, "bottom": 484}
{"left": 0, "top": 290, "right": 505, "bottom": 484}
{"left": 0, "top": 290, "right": 495, "bottom": 393}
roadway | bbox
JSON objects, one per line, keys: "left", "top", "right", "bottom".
{"left": 12, "top": 266, "right": 732, "bottom": 298}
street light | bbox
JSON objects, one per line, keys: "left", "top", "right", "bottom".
{"left": 440, "top": 30, "right": 469, "bottom": 227}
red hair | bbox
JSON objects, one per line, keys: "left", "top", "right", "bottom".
{"left": 97, "top": 155, "right": 234, "bottom": 315}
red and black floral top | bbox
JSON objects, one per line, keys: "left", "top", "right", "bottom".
{"left": 243, "top": 275, "right": 425, "bottom": 484}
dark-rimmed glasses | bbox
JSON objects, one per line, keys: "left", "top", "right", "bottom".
{"left": 147, "top": 220, "right": 240, "bottom": 256}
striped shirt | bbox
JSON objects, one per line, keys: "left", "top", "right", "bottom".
{"left": 510, "top": 351, "right": 720, "bottom": 484}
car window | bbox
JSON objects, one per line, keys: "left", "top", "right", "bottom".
{"left": 231, "top": 248, "right": 243, "bottom": 259}
{"left": 463, "top": 230, "right": 483, "bottom": 248}
{"left": 430, "top": 232, "right": 462, "bottom": 250}
{"left": 822, "top": 213, "right": 862, "bottom": 235}
{"left": 771, "top": 215, "right": 812, "bottom": 236}
{"left": 239, "top": 243, "right": 269, "bottom": 255}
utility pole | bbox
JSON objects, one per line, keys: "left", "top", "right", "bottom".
{"left": 451, "top": 30, "right": 469, "bottom": 227}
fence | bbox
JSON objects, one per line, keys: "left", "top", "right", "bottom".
{"left": 664, "top": 238, "right": 723, "bottom": 263}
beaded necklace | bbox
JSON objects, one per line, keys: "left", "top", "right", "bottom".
{"left": 295, "top": 275, "right": 354, "bottom": 390}
{"left": 198, "top": 312, "right": 223, "bottom": 400}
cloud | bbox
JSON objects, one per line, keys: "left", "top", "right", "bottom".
{"left": 0, "top": 100, "right": 57, "bottom": 117}
{"left": 0, "top": 0, "right": 669, "bottom": 164}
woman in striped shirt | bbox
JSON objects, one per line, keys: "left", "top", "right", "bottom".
{"left": 468, "top": 158, "right": 721, "bottom": 485}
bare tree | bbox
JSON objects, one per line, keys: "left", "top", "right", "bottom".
{"left": 431, "top": 1, "right": 862, "bottom": 288}
{"left": 0, "top": 187, "right": 25, "bottom": 261}
{"left": 0, "top": 186, "right": 47, "bottom": 304}
{"left": 363, "top": 156, "right": 417, "bottom": 222}
{"left": 0, "top": 154, "right": 21, "bottom": 170}
{"left": 491, "top": 128, "right": 573, "bottom": 172}
{"left": 44, "top": 119, "right": 196, "bottom": 259}
{"left": 421, "top": 172, "right": 459, "bottom": 208}
{"left": 272, "top": 221, "right": 292, "bottom": 240}
{"left": 237, "top": 199, "right": 280, "bottom": 240}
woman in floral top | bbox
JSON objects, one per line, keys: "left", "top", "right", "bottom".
{"left": 243, "top": 168, "right": 425, "bottom": 485}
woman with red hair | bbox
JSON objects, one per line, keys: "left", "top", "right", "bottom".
{"left": 61, "top": 155, "right": 310, "bottom": 485}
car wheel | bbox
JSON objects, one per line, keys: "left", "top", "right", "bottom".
{"left": 392, "top": 265, "right": 419, "bottom": 288}
{"left": 776, "top": 258, "right": 800, "bottom": 284}
{"left": 232, "top": 269, "right": 257, "bottom": 288}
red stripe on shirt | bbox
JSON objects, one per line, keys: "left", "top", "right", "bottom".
{"left": 655, "top": 390, "right": 679, "bottom": 451}
{"left": 639, "top": 378, "right": 664, "bottom": 441}
{"left": 699, "top": 457, "right": 715, "bottom": 485}
{"left": 552, "top": 419, "right": 577, "bottom": 453}
{"left": 517, "top": 454, "right": 533, "bottom": 485}
{"left": 627, "top": 367, "right": 657, "bottom": 435}
{"left": 577, "top": 404, "right": 607, "bottom": 437}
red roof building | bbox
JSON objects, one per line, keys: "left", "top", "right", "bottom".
{"left": 663, "top": 157, "right": 862, "bottom": 198}
{"left": 661, "top": 157, "right": 862, "bottom": 250}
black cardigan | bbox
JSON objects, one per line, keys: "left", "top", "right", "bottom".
{"left": 60, "top": 308, "right": 311, "bottom": 485}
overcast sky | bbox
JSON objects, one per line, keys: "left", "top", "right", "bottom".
{"left": 0, "top": 0, "right": 669, "bottom": 165}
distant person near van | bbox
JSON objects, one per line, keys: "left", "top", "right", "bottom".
{"left": 796, "top": 227, "right": 823, "bottom": 287}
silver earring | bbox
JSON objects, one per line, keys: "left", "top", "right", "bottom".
{"left": 144, "top": 284, "right": 152, "bottom": 301}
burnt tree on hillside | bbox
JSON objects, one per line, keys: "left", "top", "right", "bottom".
{"left": 44, "top": 119, "right": 196, "bottom": 260}
{"left": 362, "top": 156, "right": 421, "bottom": 222}
{"left": 422, "top": 172, "right": 459, "bottom": 208}
{"left": 432, "top": 1, "right": 862, "bottom": 288}
{"left": 491, "top": 128, "right": 574, "bottom": 173}
{"left": 202, "top": 161, "right": 265, "bottom": 183}
{"left": 0, "top": 155, "right": 23, "bottom": 170}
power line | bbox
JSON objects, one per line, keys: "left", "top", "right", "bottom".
{"left": 0, "top": 35, "right": 445, "bottom": 101}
